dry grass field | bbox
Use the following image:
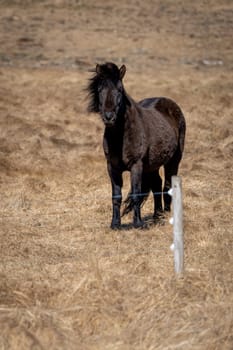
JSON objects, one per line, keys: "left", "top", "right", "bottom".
{"left": 0, "top": 1, "right": 233, "bottom": 349}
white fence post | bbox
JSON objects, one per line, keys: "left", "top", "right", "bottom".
{"left": 171, "top": 176, "right": 184, "bottom": 275}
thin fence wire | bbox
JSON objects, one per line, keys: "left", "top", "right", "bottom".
{"left": 1, "top": 184, "right": 232, "bottom": 262}
{"left": 0, "top": 188, "right": 232, "bottom": 220}
{"left": 112, "top": 191, "right": 169, "bottom": 199}
{"left": 0, "top": 187, "right": 231, "bottom": 203}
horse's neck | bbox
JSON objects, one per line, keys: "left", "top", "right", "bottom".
{"left": 105, "top": 120, "right": 124, "bottom": 139}
{"left": 104, "top": 94, "right": 140, "bottom": 139}
{"left": 125, "top": 99, "right": 142, "bottom": 127}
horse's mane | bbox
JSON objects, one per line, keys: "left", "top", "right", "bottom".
{"left": 87, "top": 63, "right": 123, "bottom": 113}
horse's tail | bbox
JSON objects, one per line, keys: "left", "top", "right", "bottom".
{"left": 122, "top": 190, "right": 150, "bottom": 217}
{"left": 178, "top": 114, "right": 186, "bottom": 155}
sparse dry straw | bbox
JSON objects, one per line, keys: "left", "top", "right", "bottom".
{"left": 0, "top": 0, "right": 233, "bottom": 349}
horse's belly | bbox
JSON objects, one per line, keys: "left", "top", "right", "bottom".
{"left": 144, "top": 141, "right": 177, "bottom": 171}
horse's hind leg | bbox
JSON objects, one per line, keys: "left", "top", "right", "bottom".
{"left": 149, "top": 171, "right": 163, "bottom": 220}
{"left": 164, "top": 150, "right": 182, "bottom": 211}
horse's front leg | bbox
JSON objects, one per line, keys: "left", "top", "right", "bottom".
{"left": 107, "top": 163, "right": 123, "bottom": 229}
{"left": 131, "top": 161, "right": 143, "bottom": 228}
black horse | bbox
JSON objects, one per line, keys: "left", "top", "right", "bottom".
{"left": 87, "top": 62, "right": 186, "bottom": 229}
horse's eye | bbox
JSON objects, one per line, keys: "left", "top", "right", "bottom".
{"left": 98, "top": 93, "right": 103, "bottom": 106}
{"left": 117, "top": 93, "right": 122, "bottom": 104}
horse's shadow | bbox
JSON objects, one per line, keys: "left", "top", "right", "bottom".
{"left": 119, "top": 214, "right": 166, "bottom": 231}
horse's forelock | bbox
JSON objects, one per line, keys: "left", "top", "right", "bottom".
{"left": 97, "top": 62, "right": 121, "bottom": 83}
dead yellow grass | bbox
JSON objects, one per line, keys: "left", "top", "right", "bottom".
{"left": 0, "top": 1, "right": 233, "bottom": 349}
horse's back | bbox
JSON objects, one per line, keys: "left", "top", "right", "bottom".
{"left": 139, "top": 97, "right": 183, "bottom": 121}
{"left": 138, "top": 97, "right": 161, "bottom": 108}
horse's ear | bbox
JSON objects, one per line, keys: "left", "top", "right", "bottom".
{"left": 119, "top": 65, "right": 126, "bottom": 80}
{"left": 96, "top": 64, "right": 101, "bottom": 75}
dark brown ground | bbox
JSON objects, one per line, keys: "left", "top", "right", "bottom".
{"left": 0, "top": 1, "right": 233, "bottom": 349}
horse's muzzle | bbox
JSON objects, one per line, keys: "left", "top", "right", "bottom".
{"left": 103, "top": 111, "right": 116, "bottom": 126}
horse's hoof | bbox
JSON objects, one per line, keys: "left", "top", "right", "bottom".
{"left": 153, "top": 211, "right": 165, "bottom": 225}
{"left": 110, "top": 223, "right": 121, "bottom": 230}
{"left": 133, "top": 221, "right": 147, "bottom": 229}
{"left": 164, "top": 206, "right": 171, "bottom": 212}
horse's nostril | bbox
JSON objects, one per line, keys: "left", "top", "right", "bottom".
{"left": 105, "top": 112, "right": 114, "bottom": 121}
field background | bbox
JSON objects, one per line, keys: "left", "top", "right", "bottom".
{"left": 0, "top": 1, "right": 232, "bottom": 349}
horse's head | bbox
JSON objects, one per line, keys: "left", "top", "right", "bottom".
{"left": 87, "top": 62, "right": 127, "bottom": 127}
